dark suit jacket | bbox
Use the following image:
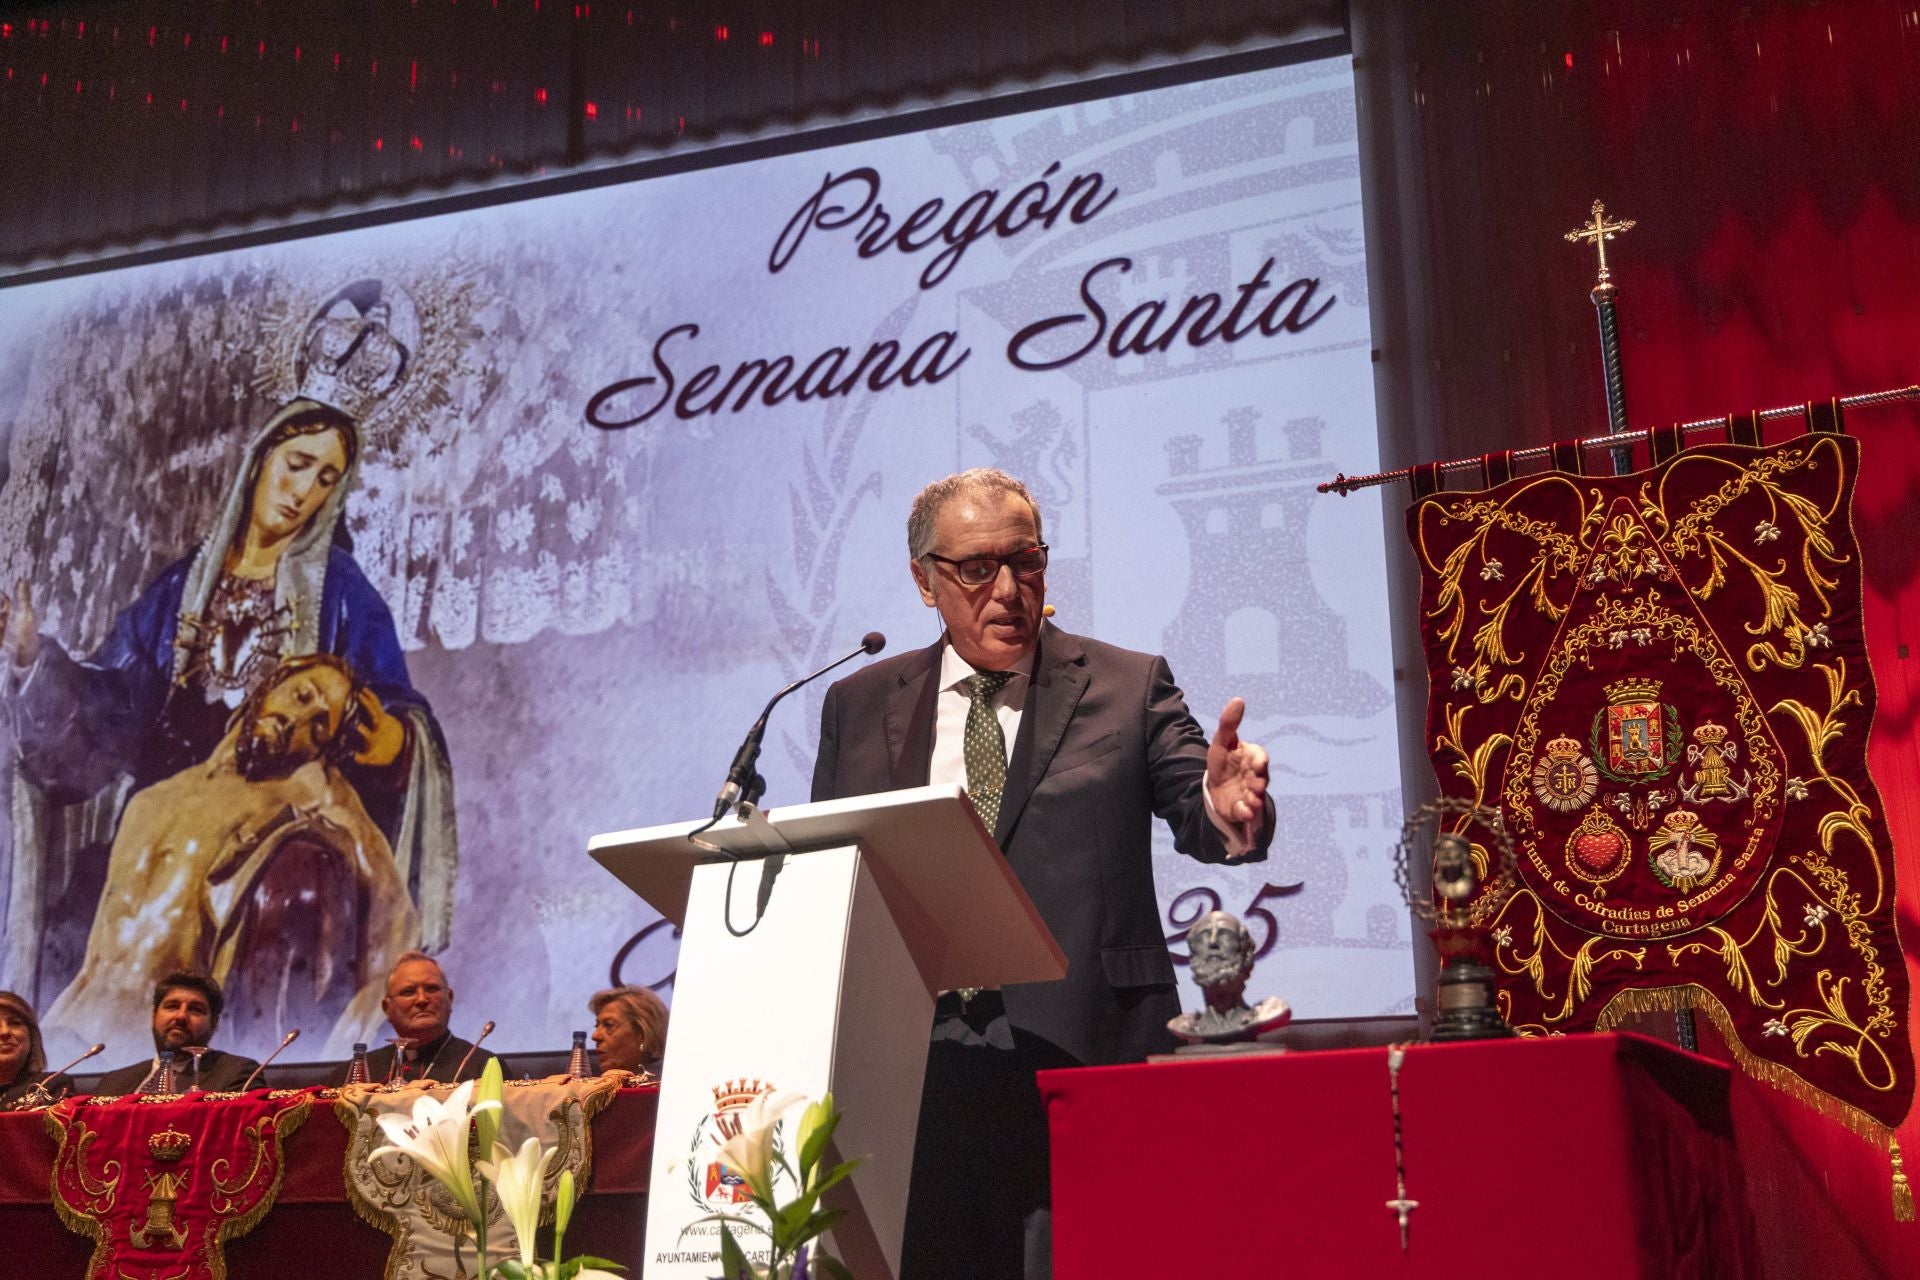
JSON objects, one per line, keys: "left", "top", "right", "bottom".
{"left": 93, "top": 1047, "right": 263, "bottom": 1095}
{"left": 812, "top": 623, "right": 1273, "bottom": 1067}
{"left": 345, "top": 1032, "right": 498, "bottom": 1086}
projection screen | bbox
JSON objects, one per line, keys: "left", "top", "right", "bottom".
{"left": 0, "top": 49, "right": 1410, "bottom": 1063}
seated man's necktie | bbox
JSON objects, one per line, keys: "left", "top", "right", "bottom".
{"left": 963, "top": 670, "right": 1015, "bottom": 833}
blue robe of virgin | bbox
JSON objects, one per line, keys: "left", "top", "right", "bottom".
{"left": 12, "top": 545, "right": 440, "bottom": 814}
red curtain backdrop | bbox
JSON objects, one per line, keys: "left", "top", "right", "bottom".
{"left": 1354, "top": 0, "right": 1920, "bottom": 1268}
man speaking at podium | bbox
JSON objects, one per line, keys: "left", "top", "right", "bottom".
{"left": 812, "top": 468, "right": 1275, "bottom": 1280}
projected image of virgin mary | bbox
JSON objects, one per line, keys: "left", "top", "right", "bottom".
{"left": 3, "top": 398, "right": 456, "bottom": 1056}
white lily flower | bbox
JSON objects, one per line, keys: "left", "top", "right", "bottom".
{"left": 477, "top": 1136, "right": 557, "bottom": 1269}
{"left": 716, "top": 1089, "right": 808, "bottom": 1201}
{"left": 367, "top": 1079, "right": 502, "bottom": 1229}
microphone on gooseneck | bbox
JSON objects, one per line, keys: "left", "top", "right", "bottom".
{"left": 452, "top": 1021, "right": 497, "bottom": 1082}
{"left": 712, "top": 631, "right": 887, "bottom": 819}
{"left": 8, "top": 1042, "right": 105, "bottom": 1110}
{"left": 51, "top": 1043, "right": 105, "bottom": 1082}
{"left": 238, "top": 1029, "right": 300, "bottom": 1092}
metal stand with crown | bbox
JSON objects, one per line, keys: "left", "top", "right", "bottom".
{"left": 1393, "top": 798, "right": 1518, "bottom": 1041}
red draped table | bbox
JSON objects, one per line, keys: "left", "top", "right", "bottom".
{"left": 1040, "top": 1032, "right": 1757, "bottom": 1280}
{"left": 0, "top": 1084, "right": 658, "bottom": 1276}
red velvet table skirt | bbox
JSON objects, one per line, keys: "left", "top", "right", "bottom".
{"left": 1039, "top": 1032, "right": 1756, "bottom": 1280}
{"left": 0, "top": 1085, "right": 657, "bottom": 1276}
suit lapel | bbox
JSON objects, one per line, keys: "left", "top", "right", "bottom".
{"left": 885, "top": 641, "right": 943, "bottom": 789}
{"left": 996, "top": 623, "right": 1088, "bottom": 846}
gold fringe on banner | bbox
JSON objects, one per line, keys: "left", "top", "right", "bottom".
{"left": 1595, "top": 985, "right": 1913, "bottom": 1221}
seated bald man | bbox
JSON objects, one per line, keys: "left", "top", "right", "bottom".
{"left": 338, "top": 952, "right": 498, "bottom": 1086}
{"left": 93, "top": 973, "right": 264, "bottom": 1095}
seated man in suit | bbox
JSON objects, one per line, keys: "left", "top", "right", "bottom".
{"left": 812, "top": 467, "right": 1274, "bottom": 1280}
{"left": 93, "top": 973, "right": 264, "bottom": 1094}
{"left": 342, "top": 952, "right": 497, "bottom": 1086}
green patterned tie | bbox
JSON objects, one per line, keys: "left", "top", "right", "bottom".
{"left": 962, "top": 670, "right": 1015, "bottom": 833}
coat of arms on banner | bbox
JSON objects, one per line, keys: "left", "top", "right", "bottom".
{"left": 1408, "top": 430, "right": 1910, "bottom": 1138}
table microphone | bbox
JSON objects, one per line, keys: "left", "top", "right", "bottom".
{"left": 452, "top": 1021, "right": 496, "bottom": 1082}
{"left": 7, "top": 1043, "right": 104, "bottom": 1110}
{"left": 713, "top": 630, "right": 886, "bottom": 818}
{"left": 239, "top": 1029, "right": 300, "bottom": 1092}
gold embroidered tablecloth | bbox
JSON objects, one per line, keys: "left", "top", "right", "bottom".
{"left": 46, "top": 1089, "right": 311, "bottom": 1280}
{"left": 336, "top": 1074, "right": 623, "bottom": 1280}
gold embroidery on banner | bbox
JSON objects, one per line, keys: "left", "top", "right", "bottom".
{"left": 1489, "top": 887, "right": 1647, "bottom": 1020}
{"left": 1647, "top": 810, "right": 1721, "bottom": 893}
{"left": 1416, "top": 436, "right": 1903, "bottom": 1126}
{"left": 1418, "top": 480, "right": 1588, "bottom": 703}
{"left": 1531, "top": 735, "right": 1597, "bottom": 812}
{"left": 1656, "top": 440, "right": 1849, "bottom": 672}
{"left": 1503, "top": 591, "right": 1782, "bottom": 845}
{"left": 1433, "top": 702, "right": 1512, "bottom": 811}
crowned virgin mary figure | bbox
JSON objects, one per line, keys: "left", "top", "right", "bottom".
{"left": 5, "top": 381, "right": 457, "bottom": 1058}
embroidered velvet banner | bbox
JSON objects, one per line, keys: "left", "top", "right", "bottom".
{"left": 1408, "top": 431, "right": 1911, "bottom": 1134}
{"left": 45, "top": 1089, "right": 310, "bottom": 1280}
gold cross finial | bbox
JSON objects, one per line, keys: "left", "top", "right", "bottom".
{"left": 1565, "top": 200, "right": 1635, "bottom": 284}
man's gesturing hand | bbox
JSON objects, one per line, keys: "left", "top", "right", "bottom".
{"left": 1206, "top": 697, "right": 1269, "bottom": 847}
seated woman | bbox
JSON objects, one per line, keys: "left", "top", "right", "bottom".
{"left": 589, "top": 985, "right": 669, "bottom": 1079}
{"left": 0, "top": 991, "right": 75, "bottom": 1110}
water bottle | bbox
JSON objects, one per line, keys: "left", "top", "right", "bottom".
{"left": 154, "top": 1058, "right": 178, "bottom": 1096}
{"left": 345, "top": 1043, "right": 371, "bottom": 1085}
{"left": 567, "top": 1031, "right": 591, "bottom": 1080}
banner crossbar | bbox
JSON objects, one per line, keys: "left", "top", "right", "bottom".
{"left": 1317, "top": 383, "right": 1920, "bottom": 496}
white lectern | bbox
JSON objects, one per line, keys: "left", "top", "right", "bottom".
{"left": 589, "top": 784, "right": 1066, "bottom": 1280}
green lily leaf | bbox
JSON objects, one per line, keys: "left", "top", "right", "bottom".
{"left": 814, "top": 1252, "right": 855, "bottom": 1280}
{"left": 772, "top": 1196, "right": 815, "bottom": 1245}
{"left": 718, "top": 1223, "right": 753, "bottom": 1280}
{"left": 800, "top": 1208, "right": 847, "bottom": 1238}
{"left": 474, "top": 1058, "right": 506, "bottom": 1160}
{"left": 808, "top": 1159, "right": 862, "bottom": 1200}
{"left": 798, "top": 1108, "right": 841, "bottom": 1180}
{"left": 555, "top": 1168, "right": 577, "bottom": 1239}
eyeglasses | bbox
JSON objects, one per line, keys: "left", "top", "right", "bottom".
{"left": 924, "top": 543, "right": 1049, "bottom": 587}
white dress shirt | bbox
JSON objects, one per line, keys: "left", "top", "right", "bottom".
{"left": 930, "top": 642, "right": 1255, "bottom": 857}
{"left": 929, "top": 644, "right": 1034, "bottom": 791}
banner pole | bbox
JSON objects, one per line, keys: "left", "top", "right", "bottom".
{"left": 1562, "top": 200, "right": 1638, "bottom": 473}
{"left": 1561, "top": 201, "right": 1698, "bottom": 1046}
